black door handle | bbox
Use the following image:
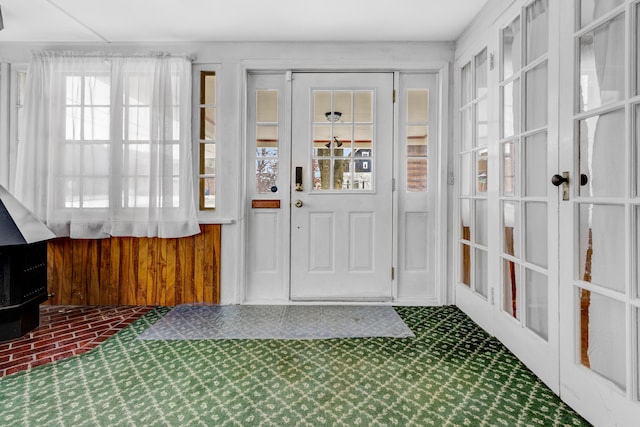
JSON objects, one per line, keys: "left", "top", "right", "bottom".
{"left": 551, "top": 174, "right": 567, "bottom": 186}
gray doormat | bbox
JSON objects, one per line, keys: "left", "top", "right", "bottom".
{"left": 137, "top": 304, "right": 415, "bottom": 340}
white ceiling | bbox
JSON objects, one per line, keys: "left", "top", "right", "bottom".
{"left": 0, "top": 0, "right": 488, "bottom": 43}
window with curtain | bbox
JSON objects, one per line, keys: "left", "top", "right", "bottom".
{"left": 15, "top": 51, "right": 199, "bottom": 238}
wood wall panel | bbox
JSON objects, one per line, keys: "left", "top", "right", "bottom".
{"left": 45, "top": 225, "right": 221, "bottom": 306}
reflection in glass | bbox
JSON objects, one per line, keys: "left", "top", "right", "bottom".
{"left": 200, "top": 144, "right": 216, "bottom": 175}
{"left": 313, "top": 125, "right": 332, "bottom": 156}
{"left": 256, "top": 90, "right": 278, "bottom": 122}
{"left": 256, "top": 159, "right": 278, "bottom": 193}
{"left": 407, "top": 159, "right": 427, "bottom": 192}
{"left": 461, "top": 244, "right": 471, "bottom": 286}
{"left": 578, "top": 109, "right": 625, "bottom": 197}
{"left": 313, "top": 91, "right": 332, "bottom": 122}
{"left": 502, "top": 79, "right": 521, "bottom": 138}
{"left": 476, "top": 149, "right": 488, "bottom": 193}
{"left": 256, "top": 126, "right": 278, "bottom": 150}
{"left": 580, "top": 0, "right": 624, "bottom": 28}
{"left": 475, "top": 49, "right": 488, "bottom": 97}
{"left": 579, "top": 14, "right": 625, "bottom": 112}
{"left": 313, "top": 159, "right": 331, "bottom": 190}
{"left": 503, "top": 16, "right": 521, "bottom": 80}
{"left": 475, "top": 199, "right": 487, "bottom": 246}
{"left": 525, "top": 202, "right": 548, "bottom": 268}
{"left": 525, "top": 62, "right": 548, "bottom": 130}
{"left": 525, "top": 0, "right": 548, "bottom": 64}
{"left": 526, "top": 268, "right": 548, "bottom": 340}
{"left": 408, "top": 89, "right": 429, "bottom": 122}
{"left": 580, "top": 290, "right": 626, "bottom": 390}
{"left": 475, "top": 249, "right": 488, "bottom": 298}
{"left": 503, "top": 258, "right": 519, "bottom": 318}
{"left": 524, "top": 132, "right": 547, "bottom": 197}
{"left": 354, "top": 125, "right": 373, "bottom": 150}
{"left": 502, "top": 141, "right": 516, "bottom": 196}
{"left": 578, "top": 204, "right": 625, "bottom": 292}
{"left": 503, "top": 201, "right": 520, "bottom": 258}
{"left": 334, "top": 91, "right": 353, "bottom": 123}
{"left": 354, "top": 91, "right": 372, "bottom": 122}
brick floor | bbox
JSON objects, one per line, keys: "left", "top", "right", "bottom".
{"left": 0, "top": 305, "right": 153, "bottom": 378}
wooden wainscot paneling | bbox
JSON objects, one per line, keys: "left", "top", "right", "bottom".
{"left": 46, "top": 225, "right": 221, "bottom": 305}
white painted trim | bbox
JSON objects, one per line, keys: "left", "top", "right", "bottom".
{"left": 392, "top": 71, "right": 400, "bottom": 302}
{"left": 0, "top": 63, "right": 10, "bottom": 189}
{"left": 436, "top": 62, "right": 451, "bottom": 306}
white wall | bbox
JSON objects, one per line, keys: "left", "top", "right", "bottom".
{"left": 0, "top": 41, "right": 455, "bottom": 304}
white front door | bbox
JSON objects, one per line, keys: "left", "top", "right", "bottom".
{"left": 557, "top": 1, "right": 640, "bottom": 425}
{"left": 290, "top": 73, "right": 394, "bottom": 300}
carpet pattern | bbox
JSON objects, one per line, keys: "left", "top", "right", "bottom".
{"left": 137, "top": 305, "right": 415, "bottom": 340}
{"left": 0, "top": 306, "right": 589, "bottom": 426}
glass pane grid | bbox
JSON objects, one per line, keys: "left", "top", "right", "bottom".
{"left": 198, "top": 71, "right": 216, "bottom": 209}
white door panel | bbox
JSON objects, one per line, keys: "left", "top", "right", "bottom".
{"left": 290, "top": 73, "right": 393, "bottom": 301}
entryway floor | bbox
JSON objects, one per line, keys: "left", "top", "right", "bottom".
{"left": 0, "top": 305, "right": 153, "bottom": 377}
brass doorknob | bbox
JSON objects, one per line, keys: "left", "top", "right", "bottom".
{"left": 294, "top": 200, "right": 303, "bottom": 208}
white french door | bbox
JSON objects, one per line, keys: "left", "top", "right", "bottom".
{"left": 290, "top": 73, "right": 394, "bottom": 300}
{"left": 557, "top": 1, "right": 640, "bottom": 425}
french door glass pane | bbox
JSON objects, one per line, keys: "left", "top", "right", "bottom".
{"left": 461, "top": 108, "right": 472, "bottom": 151}
{"left": 637, "top": 106, "right": 640, "bottom": 196}
{"left": 525, "top": 61, "right": 548, "bottom": 130}
{"left": 475, "top": 248, "right": 488, "bottom": 297}
{"left": 502, "top": 79, "right": 521, "bottom": 138}
{"left": 525, "top": 202, "right": 548, "bottom": 268}
{"left": 460, "top": 198, "right": 471, "bottom": 241}
{"left": 579, "top": 14, "right": 625, "bottom": 112}
{"left": 524, "top": 132, "right": 547, "bottom": 197}
{"left": 503, "top": 201, "right": 520, "bottom": 258}
{"left": 579, "top": 290, "right": 626, "bottom": 391}
{"left": 475, "top": 100, "right": 488, "bottom": 147}
{"left": 525, "top": 0, "right": 548, "bottom": 64}
{"left": 526, "top": 268, "right": 548, "bottom": 340}
{"left": 354, "top": 91, "right": 372, "bottom": 123}
{"left": 503, "top": 259, "right": 519, "bottom": 318}
{"left": 475, "top": 49, "right": 488, "bottom": 97}
{"left": 461, "top": 244, "right": 471, "bottom": 286}
{"left": 476, "top": 149, "right": 488, "bottom": 193}
{"left": 256, "top": 90, "right": 278, "bottom": 122}
{"left": 503, "top": 16, "right": 521, "bottom": 80}
{"left": 461, "top": 63, "right": 472, "bottom": 105}
{"left": 578, "top": 109, "right": 625, "bottom": 198}
{"left": 502, "top": 140, "right": 516, "bottom": 196}
{"left": 579, "top": 0, "right": 624, "bottom": 28}
{"left": 578, "top": 204, "right": 625, "bottom": 292}
{"left": 460, "top": 153, "right": 472, "bottom": 196}
{"left": 475, "top": 199, "right": 487, "bottom": 246}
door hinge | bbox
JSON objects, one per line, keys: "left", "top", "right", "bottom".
{"left": 391, "top": 267, "right": 395, "bottom": 280}
{"left": 393, "top": 89, "right": 396, "bottom": 103}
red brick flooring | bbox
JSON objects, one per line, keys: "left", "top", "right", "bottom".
{"left": 0, "top": 305, "right": 153, "bottom": 378}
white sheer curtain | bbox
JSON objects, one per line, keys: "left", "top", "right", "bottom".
{"left": 15, "top": 51, "right": 199, "bottom": 238}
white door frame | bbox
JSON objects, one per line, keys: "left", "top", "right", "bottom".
{"left": 240, "top": 62, "right": 450, "bottom": 306}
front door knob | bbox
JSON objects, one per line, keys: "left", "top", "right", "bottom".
{"left": 551, "top": 174, "right": 567, "bottom": 186}
{"left": 294, "top": 200, "right": 303, "bottom": 208}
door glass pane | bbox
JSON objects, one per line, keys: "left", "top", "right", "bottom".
{"left": 636, "top": 106, "right": 640, "bottom": 196}
{"left": 503, "top": 259, "right": 519, "bottom": 318}
{"left": 637, "top": 5, "right": 640, "bottom": 96}
{"left": 201, "top": 73, "right": 216, "bottom": 104}
{"left": 475, "top": 199, "right": 487, "bottom": 246}
{"left": 475, "top": 249, "right": 488, "bottom": 297}
{"left": 503, "top": 201, "right": 520, "bottom": 258}
{"left": 578, "top": 109, "right": 625, "bottom": 198}
{"left": 200, "top": 107, "right": 216, "bottom": 140}
{"left": 503, "top": 140, "right": 517, "bottom": 196}
{"left": 313, "top": 125, "right": 331, "bottom": 156}
{"left": 526, "top": 268, "right": 548, "bottom": 340}
{"left": 525, "top": 0, "right": 548, "bottom": 64}
{"left": 354, "top": 125, "right": 373, "bottom": 150}
{"left": 502, "top": 78, "right": 521, "bottom": 138}
{"left": 200, "top": 144, "right": 216, "bottom": 175}
{"left": 334, "top": 91, "right": 353, "bottom": 123}
{"left": 579, "top": 14, "right": 625, "bottom": 112}
{"left": 578, "top": 204, "right": 625, "bottom": 292}
{"left": 461, "top": 63, "right": 472, "bottom": 105}
{"left": 475, "top": 49, "right": 488, "bottom": 98}
{"left": 407, "top": 159, "right": 427, "bottom": 192}
{"left": 408, "top": 89, "right": 429, "bottom": 122}
{"left": 313, "top": 91, "right": 332, "bottom": 122}
{"left": 407, "top": 126, "right": 428, "bottom": 156}
{"left": 580, "top": 0, "right": 624, "bottom": 28}
{"left": 525, "top": 202, "right": 548, "bottom": 268}
{"left": 461, "top": 108, "right": 472, "bottom": 151}
{"left": 475, "top": 100, "right": 488, "bottom": 147}
{"left": 579, "top": 290, "right": 626, "bottom": 390}
{"left": 313, "top": 159, "right": 331, "bottom": 190}
{"left": 460, "top": 199, "right": 471, "bottom": 241}
{"left": 524, "top": 132, "right": 547, "bottom": 197}
{"left": 200, "top": 177, "right": 215, "bottom": 209}
{"left": 460, "top": 153, "right": 472, "bottom": 196}
{"left": 354, "top": 91, "right": 372, "bottom": 123}
{"left": 476, "top": 149, "right": 488, "bottom": 193}
{"left": 256, "top": 90, "right": 278, "bottom": 122}
{"left": 525, "top": 61, "right": 548, "bottom": 130}
{"left": 503, "top": 16, "right": 521, "bottom": 80}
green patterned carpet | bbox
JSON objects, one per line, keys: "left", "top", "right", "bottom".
{"left": 0, "top": 306, "right": 589, "bottom": 426}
